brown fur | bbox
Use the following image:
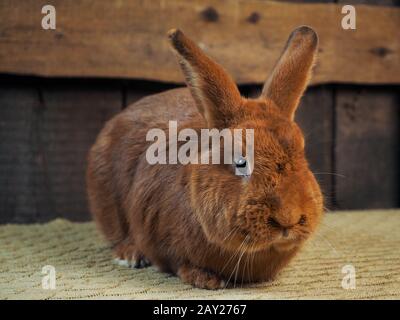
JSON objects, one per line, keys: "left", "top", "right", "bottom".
{"left": 86, "top": 26, "right": 323, "bottom": 289}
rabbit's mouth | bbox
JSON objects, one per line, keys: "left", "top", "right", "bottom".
{"left": 270, "top": 229, "right": 306, "bottom": 248}
{"left": 271, "top": 239, "right": 300, "bottom": 252}
{"left": 221, "top": 231, "right": 302, "bottom": 254}
{"left": 225, "top": 209, "right": 311, "bottom": 252}
{"left": 236, "top": 226, "right": 310, "bottom": 253}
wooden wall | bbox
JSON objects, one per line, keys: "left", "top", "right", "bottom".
{"left": 0, "top": 0, "right": 399, "bottom": 223}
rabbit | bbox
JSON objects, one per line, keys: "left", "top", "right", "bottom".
{"left": 86, "top": 26, "right": 324, "bottom": 289}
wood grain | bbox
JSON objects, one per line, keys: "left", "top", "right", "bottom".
{"left": 0, "top": 79, "right": 122, "bottom": 223}
{"left": 0, "top": 0, "right": 398, "bottom": 85}
{"left": 335, "top": 86, "right": 400, "bottom": 209}
{"left": 0, "top": 85, "right": 39, "bottom": 223}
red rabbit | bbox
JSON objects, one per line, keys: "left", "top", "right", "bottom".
{"left": 86, "top": 26, "right": 324, "bottom": 289}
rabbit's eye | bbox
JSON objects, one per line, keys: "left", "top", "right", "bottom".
{"left": 234, "top": 157, "right": 247, "bottom": 168}
{"left": 298, "top": 215, "right": 307, "bottom": 225}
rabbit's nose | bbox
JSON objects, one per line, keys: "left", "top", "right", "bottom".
{"left": 267, "top": 216, "right": 296, "bottom": 229}
{"left": 267, "top": 217, "right": 293, "bottom": 238}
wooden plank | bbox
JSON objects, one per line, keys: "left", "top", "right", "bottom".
{"left": 0, "top": 84, "right": 39, "bottom": 223}
{"left": 338, "top": 0, "right": 398, "bottom": 6}
{"left": 125, "top": 81, "right": 179, "bottom": 107}
{"left": 0, "top": 0, "right": 398, "bottom": 85}
{"left": 335, "top": 87, "right": 400, "bottom": 210}
{"left": 0, "top": 79, "right": 122, "bottom": 222}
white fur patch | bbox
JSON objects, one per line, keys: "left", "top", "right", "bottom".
{"left": 113, "top": 258, "right": 130, "bottom": 267}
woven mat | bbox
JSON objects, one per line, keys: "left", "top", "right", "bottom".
{"left": 1, "top": 210, "right": 399, "bottom": 300}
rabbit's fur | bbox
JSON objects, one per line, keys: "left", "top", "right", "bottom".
{"left": 87, "top": 26, "right": 323, "bottom": 289}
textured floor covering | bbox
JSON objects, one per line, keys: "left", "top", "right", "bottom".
{"left": 0, "top": 210, "right": 399, "bottom": 300}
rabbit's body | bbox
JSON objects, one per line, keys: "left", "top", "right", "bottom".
{"left": 87, "top": 27, "right": 324, "bottom": 289}
{"left": 87, "top": 88, "right": 300, "bottom": 287}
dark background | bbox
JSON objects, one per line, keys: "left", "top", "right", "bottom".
{"left": 0, "top": 0, "right": 399, "bottom": 223}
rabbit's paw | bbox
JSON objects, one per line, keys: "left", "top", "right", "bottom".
{"left": 177, "top": 265, "right": 226, "bottom": 290}
{"left": 113, "top": 241, "right": 151, "bottom": 269}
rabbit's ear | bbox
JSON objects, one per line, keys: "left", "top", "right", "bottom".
{"left": 167, "top": 29, "right": 242, "bottom": 128}
{"left": 261, "top": 26, "right": 318, "bottom": 120}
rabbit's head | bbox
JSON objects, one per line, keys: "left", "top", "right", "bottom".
{"left": 168, "top": 27, "right": 323, "bottom": 252}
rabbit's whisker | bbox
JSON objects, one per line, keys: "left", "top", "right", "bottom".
{"left": 234, "top": 236, "right": 249, "bottom": 288}
{"left": 314, "top": 232, "right": 343, "bottom": 257}
{"left": 224, "top": 236, "right": 248, "bottom": 289}
{"left": 313, "top": 172, "right": 346, "bottom": 178}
